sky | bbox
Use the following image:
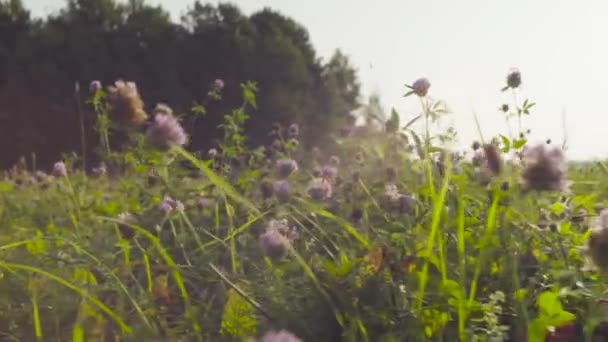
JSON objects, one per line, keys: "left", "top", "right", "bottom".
{"left": 23, "top": 0, "right": 608, "bottom": 160}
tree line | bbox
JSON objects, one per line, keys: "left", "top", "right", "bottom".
{"left": 0, "top": 0, "right": 363, "bottom": 169}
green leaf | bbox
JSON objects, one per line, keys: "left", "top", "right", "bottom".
{"left": 385, "top": 109, "right": 400, "bottom": 133}
{"left": 537, "top": 291, "right": 563, "bottom": 317}
{"left": 513, "top": 138, "right": 527, "bottom": 149}
{"left": 551, "top": 202, "right": 566, "bottom": 216}
{"left": 500, "top": 134, "right": 511, "bottom": 153}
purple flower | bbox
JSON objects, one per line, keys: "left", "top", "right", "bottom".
{"left": 89, "top": 80, "right": 102, "bottom": 93}
{"left": 258, "top": 220, "right": 297, "bottom": 260}
{"left": 412, "top": 78, "right": 431, "bottom": 97}
{"left": 261, "top": 329, "right": 302, "bottom": 342}
{"left": 306, "top": 178, "right": 332, "bottom": 200}
{"left": 159, "top": 196, "right": 184, "bottom": 214}
{"left": 276, "top": 159, "right": 299, "bottom": 178}
{"left": 52, "top": 162, "right": 67, "bottom": 177}
{"left": 214, "top": 79, "right": 225, "bottom": 90}
{"left": 320, "top": 165, "right": 338, "bottom": 179}
{"left": 146, "top": 112, "right": 188, "bottom": 149}
{"left": 196, "top": 196, "right": 214, "bottom": 210}
{"left": 273, "top": 180, "right": 292, "bottom": 202}
{"left": 506, "top": 67, "right": 522, "bottom": 88}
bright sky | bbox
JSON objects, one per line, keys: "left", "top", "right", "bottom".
{"left": 25, "top": 0, "right": 608, "bottom": 160}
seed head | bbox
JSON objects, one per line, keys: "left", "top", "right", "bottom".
{"left": 412, "top": 78, "right": 431, "bottom": 97}
{"left": 320, "top": 165, "right": 338, "bottom": 179}
{"left": 482, "top": 144, "right": 502, "bottom": 176}
{"left": 106, "top": 80, "right": 148, "bottom": 126}
{"left": 506, "top": 67, "right": 522, "bottom": 89}
{"left": 521, "top": 144, "right": 568, "bottom": 192}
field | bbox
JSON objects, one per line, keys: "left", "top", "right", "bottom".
{"left": 0, "top": 74, "right": 606, "bottom": 342}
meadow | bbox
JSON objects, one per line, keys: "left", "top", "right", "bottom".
{"left": 1, "top": 70, "right": 607, "bottom": 342}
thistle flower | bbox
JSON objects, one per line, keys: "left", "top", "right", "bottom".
{"left": 258, "top": 219, "right": 297, "bottom": 260}
{"left": 106, "top": 80, "right": 148, "bottom": 126}
{"left": 411, "top": 78, "right": 431, "bottom": 97}
{"left": 586, "top": 209, "right": 608, "bottom": 271}
{"left": 506, "top": 67, "right": 522, "bottom": 89}
{"left": 146, "top": 112, "right": 188, "bottom": 149}
{"left": 159, "top": 196, "right": 184, "bottom": 214}
{"left": 52, "top": 162, "right": 67, "bottom": 177}
{"left": 521, "top": 144, "right": 568, "bottom": 192}
{"left": 276, "top": 159, "right": 299, "bottom": 179}
{"left": 273, "top": 180, "right": 292, "bottom": 202}
{"left": 306, "top": 177, "right": 332, "bottom": 200}
{"left": 89, "top": 80, "right": 102, "bottom": 93}
{"left": 261, "top": 329, "right": 302, "bottom": 342}
{"left": 320, "top": 165, "right": 338, "bottom": 179}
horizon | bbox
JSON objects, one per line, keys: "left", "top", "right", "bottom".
{"left": 22, "top": 0, "right": 608, "bottom": 161}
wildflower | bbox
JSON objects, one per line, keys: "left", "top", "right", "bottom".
{"left": 106, "top": 80, "right": 148, "bottom": 126}
{"left": 412, "top": 78, "right": 431, "bottom": 97}
{"left": 258, "top": 220, "right": 297, "bottom": 260}
{"left": 261, "top": 330, "right": 302, "bottom": 342}
{"left": 288, "top": 123, "right": 299, "bottom": 137}
{"left": 506, "top": 67, "right": 522, "bottom": 89}
{"left": 273, "top": 180, "right": 292, "bottom": 202}
{"left": 208, "top": 148, "right": 218, "bottom": 159}
{"left": 92, "top": 162, "right": 107, "bottom": 176}
{"left": 320, "top": 165, "right": 338, "bottom": 179}
{"left": 521, "top": 144, "right": 568, "bottom": 192}
{"left": 117, "top": 212, "right": 137, "bottom": 239}
{"left": 52, "top": 162, "right": 67, "bottom": 177}
{"left": 196, "top": 197, "right": 214, "bottom": 210}
{"left": 159, "top": 196, "right": 184, "bottom": 214}
{"left": 89, "top": 80, "right": 102, "bottom": 93}
{"left": 154, "top": 103, "right": 173, "bottom": 116}
{"left": 146, "top": 111, "right": 188, "bottom": 149}
{"left": 587, "top": 210, "right": 608, "bottom": 271}
{"left": 276, "top": 159, "right": 299, "bottom": 179}
{"left": 306, "top": 178, "right": 332, "bottom": 200}
{"left": 214, "top": 79, "right": 225, "bottom": 90}
{"left": 398, "top": 194, "right": 416, "bottom": 214}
